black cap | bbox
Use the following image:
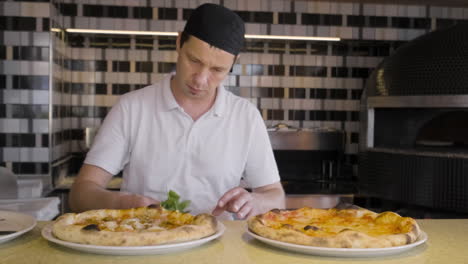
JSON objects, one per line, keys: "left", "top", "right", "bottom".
{"left": 183, "top": 3, "right": 245, "bottom": 56}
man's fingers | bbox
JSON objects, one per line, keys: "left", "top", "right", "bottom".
{"left": 217, "top": 187, "right": 243, "bottom": 207}
{"left": 236, "top": 201, "right": 253, "bottom": 219}
{"left": 226, "top": 192, "right": 250, "bottom": 212}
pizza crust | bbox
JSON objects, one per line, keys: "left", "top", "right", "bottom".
{"left": 248, "top": 208, "right": 421, "bottom": 248}
{"left": 52, "top": 206, "right": 217, "bottom": 246}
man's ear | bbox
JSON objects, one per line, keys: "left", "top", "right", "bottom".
{"left": 175, "top": 32, "right": 182, "bottom": 53}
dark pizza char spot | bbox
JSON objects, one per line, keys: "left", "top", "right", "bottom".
{"left": 147, "top": 204, "right": 160, "bottom": 209}
{"left": 405, "top": 234, "right": 412, "bottom": 244}
{"left": 304, "top": 225, "right": 319, "bottom": 231}
{"left": 270, "top": 209, "right": 281, "bottom": 214}
{"left": 82, "top": 224, "right": 100, "bottom": 231}
{"left": 281, "top": 224, "right": 293, "bottom": 229}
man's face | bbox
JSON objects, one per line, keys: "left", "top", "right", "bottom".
{"left": 173, "top": 35, "right": 235, "bottom": 101}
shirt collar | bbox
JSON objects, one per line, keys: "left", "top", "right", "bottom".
{"left": 160, "top": 73, "right": 227, "bottom": 117}
{"left": 160, "top": 73, "right": 180, "bottom": 111}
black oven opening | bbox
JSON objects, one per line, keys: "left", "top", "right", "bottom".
{"left": 415, "top": 110, "right": 468, "bottom": 152}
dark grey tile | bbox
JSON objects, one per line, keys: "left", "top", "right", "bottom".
{"left": 289, "top": 88, "right": 306, "bottom": 99}
{"left": 279, "top": 12, "right": 296, "bottom": 25}
{"left": 414, "top": 18, "right": 431, "bottom": 29}
{"left": 330, "top": 89, "right": 348, "bottom": 99}
{"left": 0, "top": 46, "right": 5, "bottom": 60}
{"left": 107, "top": 5, "right": 128, "bottom": 18}
{"left": 12, "top": 17, "right": 36, "bottom": 31}
{"left": 368, "top": 16, "right": 388, "bottom": 28}
{"left": 42, "top": 134, "right": 48, "bottom": 147}
{"left": 253, "top": 12, "right": 273, "bottom": 24}
{"left": 267, "top": 109, "right": 284, "bottom": 120}
{"left": 83, "top": 4, "right": 104, "bottom": 17}
{"left": 392, "top": 17, "right": 410, "bottom": 29}
{"left": 135, "top": 61, "right": 153, "bottom": 73}
{"left": 12, "top": 162, "right": 36, "bottom": 174}
{"left": 55, "top": 3, "right": 77, "bottom": 16}
{"left": 289, "top": 66, "right": 327, "bottom": 77}
{"left": 13, "top": 75, "right": 49, "bottom": 90}
{"left": 112, "top": 61, "right": 130, "bottom": 72}
{"left": 158, "top": 8, "right": 177, "bottom": 20}
{"left": 182, "top": 9, "right": 193, "bottom": 20}
{"left": 158, "top": 62, "right": 175, "bottom": 73}
{"left": 347, "top": 15, "right": 365, "bottom": 27}
{"left": 0, "top": 75, "right": 5, "bottom": 89}
{"left": 112, "top": 84, "right": 130, "bottom": 95}
{"left": 351, "top": 67, "right": 371, "bottom": 78}
{"left": 351, "top": 89, "right": 362, "bottom": 100}
{"left": 332, "top": 67, "right": 348, "bottom": 78}
{"left": 0, "top": 134, "right": 5, "bottom": 147}
{"left": 94, "top": 60, "right": 107, "bottom": 71}
{"left": 330, "top": 110, "right": 347, "bottom": 121}
{"left": 302, "top": 13, "right": 320, "bottom": 25}
{"left": 288, "top": 110, "right": 305, "bottom": 120}
{"left": 235, "top": 11, "right": 252, "bottom": 23}
{"left": 323, "top": 14, "right": 342, "bottom": 26}
{"left": 133, "top": 7, "right": 153, "bottom": 19}
{"left": 309, "top": 110, "right": 327, "bottom": 121}
{"left": 268, "top": 65, "right": 285, "bottom": 76}
{"left": 95, "top": 83, "right": 107, "bottom": 95}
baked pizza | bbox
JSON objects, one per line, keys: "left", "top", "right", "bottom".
{"left": 52, "top": 204, "right": 217, "bottom": 246}
{"left": 248, "top": 207, "right": 421, "bottom": 248}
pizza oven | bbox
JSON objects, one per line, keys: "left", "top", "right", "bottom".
{"left": 359, "top": 23, "right": 468, "bottom": 215}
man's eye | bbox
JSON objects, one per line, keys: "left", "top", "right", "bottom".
{"left": 213, "top": 68, "right": 224, "bottom": 73}
{"left": 189, "top": 57, "right": 200, "bottom": 63}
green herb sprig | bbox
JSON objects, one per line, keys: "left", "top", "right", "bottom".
{"left": 160, "top": 190, "right": 191, "bottom": 213}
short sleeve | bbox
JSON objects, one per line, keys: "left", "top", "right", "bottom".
{"left": 84, "top": 98, "right": 130, "bottom": 175}
{"left": 242, "top": 111, "right": 280, "bottom": 188}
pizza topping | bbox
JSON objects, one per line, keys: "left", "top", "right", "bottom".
{"left": 304, "top": 225, "right": 319, "bottom": 231}
{"left": 248, "top": 207, "right": 421, "bottom": 248}
{"left": 82, "top": 224, "right": 100, "bottom": 231}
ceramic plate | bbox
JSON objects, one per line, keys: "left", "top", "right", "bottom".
{"left": 247, "top": 229, "right": 428, "bottom": 257}
{"left": 0, "top": 210, "right": 37, "bottom": 244}
{"left": 42, "top": 222, "right": 225, "bottom": 255}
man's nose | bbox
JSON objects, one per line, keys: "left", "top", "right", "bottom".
{"left": 193, "top": 68, "right": 209, "bottom": 86}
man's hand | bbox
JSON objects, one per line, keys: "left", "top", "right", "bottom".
{"left": 118, "top": 192, "right": 160, "bottom": 209}
{"left": 212, "top": 187, "right": 256, "bottom": 219}
{"left": 212, "top": 182, "right": 285, "bottom": 220}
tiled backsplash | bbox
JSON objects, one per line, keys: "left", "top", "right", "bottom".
{"left": 1, "top": 0, "right": 467, "bottom": 189}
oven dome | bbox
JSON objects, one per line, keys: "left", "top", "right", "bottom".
{"left": 366, "top": 23, "right": 468, "bottom": 96}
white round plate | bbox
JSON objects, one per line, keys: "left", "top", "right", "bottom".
{"left": 0, "top": 210, "right": 37, "bottom": 244}
{"left": 42, "top": 222, "right": 225, "bottom": 255}
{"left": 247, "top": 230, "right": 428, "bottom": 257}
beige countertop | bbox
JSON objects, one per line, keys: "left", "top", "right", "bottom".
{"left": 0, "top": 219, "right": 467, "bottom": 264}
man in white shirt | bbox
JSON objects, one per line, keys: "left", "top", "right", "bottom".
{"left": 69, "top": 3, "right": 285, "bottom": 219}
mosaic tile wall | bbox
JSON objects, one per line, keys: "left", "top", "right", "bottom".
{"left": 1, "top": 0, "right": 468, "bottom": 190}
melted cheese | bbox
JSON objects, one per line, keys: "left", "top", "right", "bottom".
{"left": 78, "top": 208, "right": 195, "bottom": 232}
{"left": 263, "top": 209, "right": 406, "bottom": 237}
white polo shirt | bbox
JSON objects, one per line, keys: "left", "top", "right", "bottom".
{"left": 84, "top": 74, "right": 280, "bottom": 219}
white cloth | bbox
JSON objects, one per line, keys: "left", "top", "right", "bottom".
{"left": 85, "top": 74, "right": 280, "bottom": 219}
